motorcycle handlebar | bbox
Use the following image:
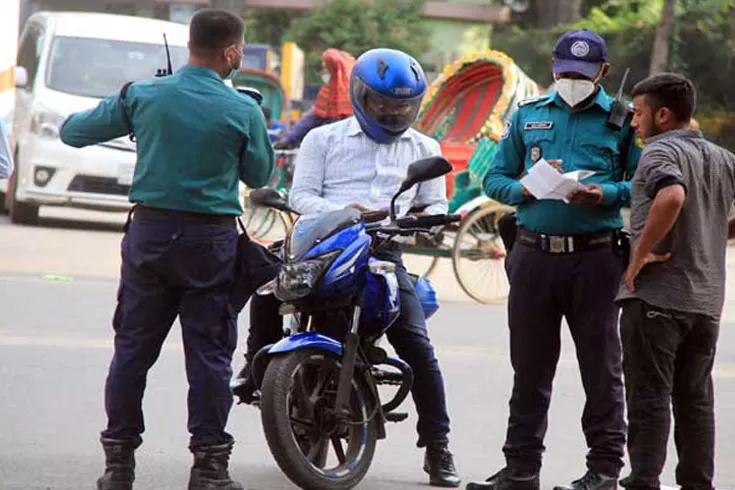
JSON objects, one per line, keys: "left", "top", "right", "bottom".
{"left": 394, "top": 213, "right": 462, "bottom": 229}
{"left": 364, "top": 213, "right": 461, "bottom": 236}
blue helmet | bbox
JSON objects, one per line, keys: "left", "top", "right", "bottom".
{"left": 350, "top": 48, "right": 427, "bottom": 144}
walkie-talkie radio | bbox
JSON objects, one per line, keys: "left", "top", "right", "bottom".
{"left": 120, "top": 33, "right": 172, "bottom": 141}
{"left": 155, "top": 33, "right": 173, "bottom": 78}
{"left": 607, "top": 67, "right": 631, "bottom": 130}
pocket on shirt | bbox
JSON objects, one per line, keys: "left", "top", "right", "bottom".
{"left": 523, "top": 131, "right": 556, "bottom": 169}
{"left": 578, "top": 136, "right": 620, "bottom": 172}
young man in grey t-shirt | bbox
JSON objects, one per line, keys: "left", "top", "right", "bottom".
{"left": 616, "top": 73, "right": 735, "bottom": 490}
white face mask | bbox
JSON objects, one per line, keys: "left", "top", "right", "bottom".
{"left": 555, "top": 78, "right": 596, "bottom": 107}
{"left": 321, "top": 73, "right": 331, "bottom": 84}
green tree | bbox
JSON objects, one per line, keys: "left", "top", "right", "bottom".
{"left": 286, "top": 0, "right": 430, "bottom": 83}
{"left": 649, "top": 0, "right": 676, "bottom": 74}
{"left": 243, "top": 9, "right": 297, "bottom": 47}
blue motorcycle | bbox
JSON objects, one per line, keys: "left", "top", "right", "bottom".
{"left": 246, "top": 156, "right": 460, "bottom": 490}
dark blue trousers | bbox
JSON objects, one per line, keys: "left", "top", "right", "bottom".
{"left": 503, "top": 243, "right": 626, "bottom": 477}
{"left": 246, "top": 249, "right": 451, "bottom": 448}
{"left": 101, "top": 213, "right": 239, "bottom": 450}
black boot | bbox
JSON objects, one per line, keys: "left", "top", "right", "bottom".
{"left": 188, "top": 442, "right": 244, "bottom": 490}
{"left": 466, "top": 467, "right": 540, "bottom": 490}
{"left": 231, "top": 360, "right": 259, "bottom": 405}
{"left": 553, "top": 471, "right": 618, "bottom": 490}
{"left": 97, "top": 438, "right": 136, "bottom": 490}
{"left": 424, "top": 444, "right": 461, "bottom": 487}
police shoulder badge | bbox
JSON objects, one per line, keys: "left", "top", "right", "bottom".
{"left": 501, "top": 120, "right": 512, "bottom": 139}
{"left": 518, "top": 95, "right": 545, "bottom": 107}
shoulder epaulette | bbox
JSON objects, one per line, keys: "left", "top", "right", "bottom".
{"left": 518, "top": 94, "right": 550, "bottom": 107}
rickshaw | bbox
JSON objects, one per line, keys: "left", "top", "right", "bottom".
{"left": 231, "top": 69, "right": 297, "bottom": 239}
{"left": 239, "top": 50, "right": 541, "bottom": 304}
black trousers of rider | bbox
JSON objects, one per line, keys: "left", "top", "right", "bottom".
{"left": 503, "top": 242, "right": 626, "bottom": 477}
{"left": 245, "top": 248, "right": 452, "bottom": 448}
{"left": 102, "top": 210, "right": 239, "bottom": 450}
{"left": 620, "top": 299, "right": 718, "bottom": 490}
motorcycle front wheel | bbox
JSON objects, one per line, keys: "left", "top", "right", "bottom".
{"left": 260, "top": 348, "right": 378, "bottom": 490}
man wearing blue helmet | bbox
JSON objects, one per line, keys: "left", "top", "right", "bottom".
{"left": 467, "top": 29, "right": 641, "bottom": 490}
{"left": 234, "top": 48, "right": 461, "bottom": 487}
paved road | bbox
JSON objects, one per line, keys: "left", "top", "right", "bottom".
{"left": 0, "top": 208, "right": 734, "bottom": 490}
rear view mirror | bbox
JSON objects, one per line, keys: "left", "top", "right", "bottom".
{"left": 14, "top": 66, "right": 28, "bottom": 88}
{"left": 402, "top": 156, "right": 452, "bottom": 191}
{"left": 249, "top": 187, "right": 292, "bottom": 213}
{"left": 390, "top": 156, "right": 453, "bottom": 219}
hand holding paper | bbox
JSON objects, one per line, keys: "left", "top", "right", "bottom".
{"left": 520, "top": 158, "right": 595, "bottom": 203}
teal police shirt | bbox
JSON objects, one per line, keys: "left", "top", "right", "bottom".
{"left": 60, "top": 65, "right": 275, "bottom": 216}
{"left": 484, "top": 88, "right": 642, "bottom": 235}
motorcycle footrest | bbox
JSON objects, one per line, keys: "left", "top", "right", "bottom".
{"left": 373, "top": 369, "right": 404, "bottom": 385}
{"left": 384, "top": 411, "right": 409, "bottom": 423}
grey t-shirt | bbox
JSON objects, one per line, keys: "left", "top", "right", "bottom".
{"left": 616, "top": 129, "right": 735, "bottom": 318}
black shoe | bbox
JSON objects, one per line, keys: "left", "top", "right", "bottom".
{"left": 97, "top": 438, "right": 136, "bottom": 490}
{"left": 188, "top": 442, "right": 244, "bottom": 490}
{"left": 553, "top": 471, "right": 618, "bottom": 490}
{"left": 466, "top": 467, "right": 540, "bottom": 490}
{"left": 424, "top": 445, "right": 461, "bottom": 487}
{"left": 231, "top": 362, "right": 259, "bottom": 405}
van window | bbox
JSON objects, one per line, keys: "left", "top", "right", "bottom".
{"left": 44, "top": 36, "right": 189, "bottom": 99}
{"left": 17, "top": 23, "right": 44, "bottom": 87}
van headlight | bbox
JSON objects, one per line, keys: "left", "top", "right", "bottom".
{"left": 31, "top": 110, "right": 66, "bottom": 139}
{"left": 276, "top": 250, "right": 340, "bottom": 302}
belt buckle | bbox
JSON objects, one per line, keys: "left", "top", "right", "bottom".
{"left": 549, "top": 235, "right": 567, "bottom": 254}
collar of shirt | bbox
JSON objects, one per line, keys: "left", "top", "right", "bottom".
{"left": 345, "top": 116, "right": 413, "bottom": 140}
{"left": 646, "top": 128, "right": 703, "bottom": 144}
{"left": 541, "top": 86, "right": 613, "bottom": 112}
{"left": 178, "top": 64, "right": 223, "bottom": 81}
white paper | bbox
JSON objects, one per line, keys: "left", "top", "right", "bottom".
{"left": 520, "top": 159, "right": 595, "bottom": 203}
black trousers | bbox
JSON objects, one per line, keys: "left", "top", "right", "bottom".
{"left": 620, "top": 299, "right": 719, "bottom": 490}
{"left": 503, "top": 243, "right": 626, "bottom": 476}
{"left": 102, "top": 212, "right": 239, "bottom": 450}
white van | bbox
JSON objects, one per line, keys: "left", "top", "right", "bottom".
{"left": 2, "top": 12, "right": 190, "bottom": 224}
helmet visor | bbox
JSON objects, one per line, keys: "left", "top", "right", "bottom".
{"left": 353, "top": 78, "right": 423, "bottom": 134}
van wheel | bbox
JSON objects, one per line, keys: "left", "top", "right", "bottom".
{"left": 9, "top": 170, "right": 39, "bottom": 225}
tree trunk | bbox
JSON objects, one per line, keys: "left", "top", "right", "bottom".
{"left": 649, "top": 0, "right": 677, "bottom": 75}
{"left": 534, "top": 0, "right": 583, "bottom": 29}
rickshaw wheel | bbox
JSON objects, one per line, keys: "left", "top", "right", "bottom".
{"left": 452, "top": 203, "right": 514, "bottom": 304}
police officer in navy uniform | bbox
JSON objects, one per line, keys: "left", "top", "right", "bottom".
{"left": 466, "top": 29, "right": 642, "bottom": 490}
{"left": 59, "top": 9, "right": 274, "bottom": 490}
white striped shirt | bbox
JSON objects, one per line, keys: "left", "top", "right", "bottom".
{"left": 288, "top": 116, "right": 448, "bottom": 216}
{"left": 0, "top": 122, "right": 13, "bottom": 179}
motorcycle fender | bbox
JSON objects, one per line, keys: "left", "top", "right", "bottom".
{"left": 268, "top": 332, "right": 343, "bottom": 356}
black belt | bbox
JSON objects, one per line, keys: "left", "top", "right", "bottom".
{"left": 133, "top": 205, "right": 236, "bottom": 226}
{"left": 516, "top": 227, "right": 616, "bottom": 254}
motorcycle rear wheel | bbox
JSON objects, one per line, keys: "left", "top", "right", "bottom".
{"left": 260, "top": 348, "right": 378, "bottom": 490}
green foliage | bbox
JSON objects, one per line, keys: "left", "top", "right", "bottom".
{"left": 243, "top": 9, "right": 297, "bottom": 46}
{"left": 566, "top": 0, "right": 663, "bottom": 31}
{"left": 285, "top": 0, "right": 430, "bottom": 83}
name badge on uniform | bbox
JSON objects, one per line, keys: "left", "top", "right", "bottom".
{"left": 524, "top": 121, "right": 554, "bottom": 131}
{"left": 530, "top": 143, "right": 542, "bottom": 163}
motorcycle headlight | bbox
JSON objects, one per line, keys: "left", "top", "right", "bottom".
{"left": 276, "top": 250, "right": 340, "bottom": 302}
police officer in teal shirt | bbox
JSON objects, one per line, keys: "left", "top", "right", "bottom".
{"left": 59, "top": 9, "right": 273, "bottom": 490}
{"left": 467, "top": 30, "right": 641, "bottom": 490}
